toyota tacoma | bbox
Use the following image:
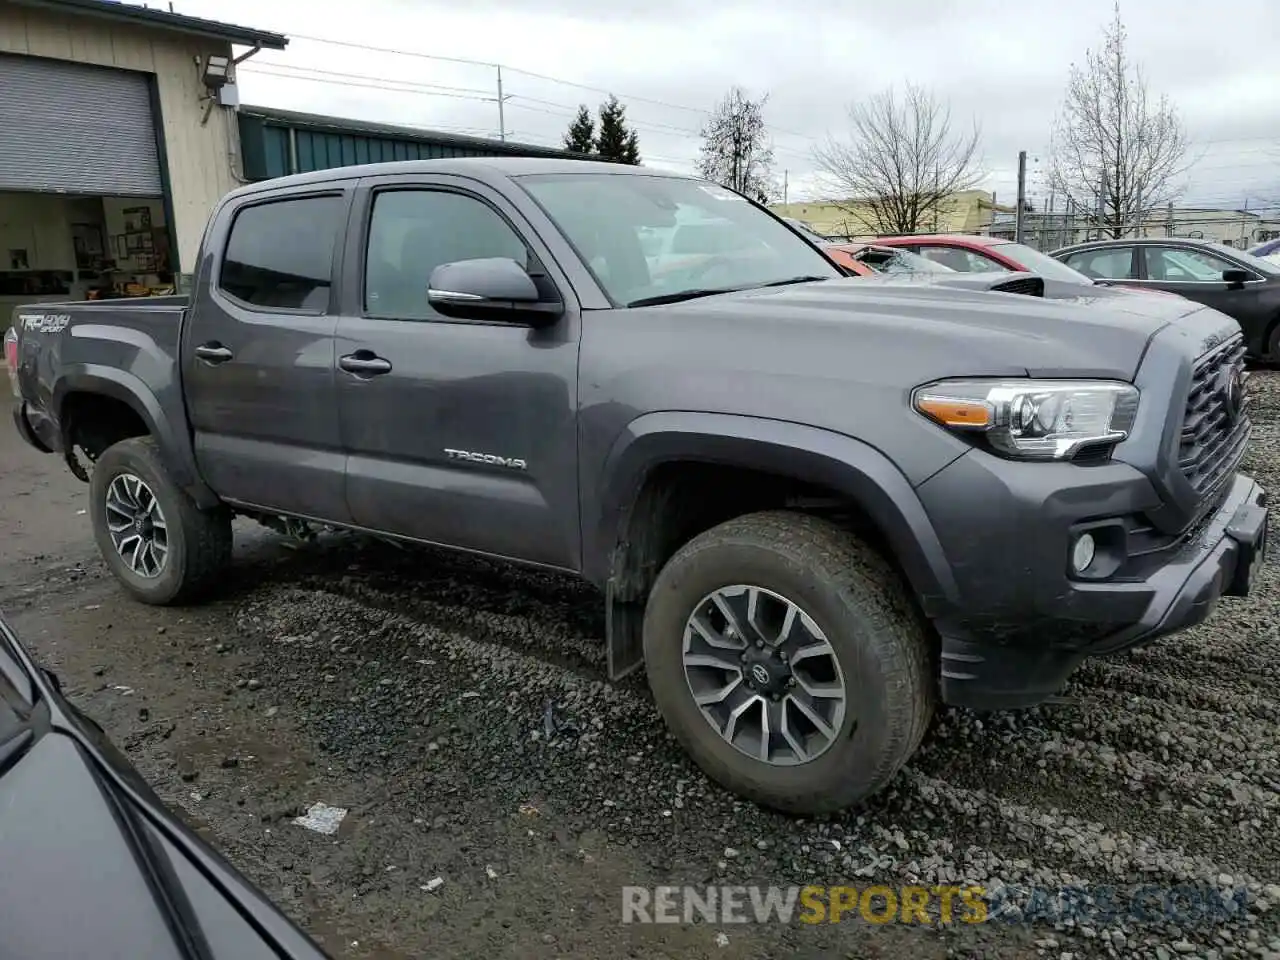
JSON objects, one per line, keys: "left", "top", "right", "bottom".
{"left": 6, "top": 159, "right": 1268, "bottom": 814}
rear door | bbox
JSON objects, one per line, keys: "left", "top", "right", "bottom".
{"left": 183, "top": 185, "right": 352, "bottom": 521}
{"left": 332, "top": 174, "right": 582, "bottom": 570}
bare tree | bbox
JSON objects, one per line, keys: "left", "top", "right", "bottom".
{"left": 1049, "top": 3, "right": 1189, "bottom": 239}
{"left": 812, "top": 84, "right": 983, "bottom": 235}
{"left": 696, "top": 87, "right": 776, "bottom": 202}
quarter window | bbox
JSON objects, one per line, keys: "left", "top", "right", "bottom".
{"left": 364, "top": 189, "right": 529, "bottom": 320}
{"left": 219, "top": 195, "right": 343, "bottom": 311}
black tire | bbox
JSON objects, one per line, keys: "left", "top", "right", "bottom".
{"left": 1268, "top": 321, "right": 1280, "bottom": 363}
{"left": 642, "top": 510, "right": 934, "bottom": 815}
{"left": 89, "top": 437, "right": 232, "bottom": 605}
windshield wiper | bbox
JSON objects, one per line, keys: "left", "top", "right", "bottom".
{"left": 757, "top": 275, "right": 831, "bottom": 287}
{"left": 626, "top": 287, "right": 740, "bottom": 307}
{"left": 626, "top": 276, "right": 830, "bottom": 308}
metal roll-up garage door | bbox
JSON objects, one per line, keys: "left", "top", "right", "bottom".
{"left": 0, "top": 53, "right": 162, "bottom": 196}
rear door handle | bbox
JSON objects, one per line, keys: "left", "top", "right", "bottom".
{"left": 194, "top": 343, "right": 234, "bottom": 364}
{"left": 339, "top": 351, "right": 392, "bottom": 376}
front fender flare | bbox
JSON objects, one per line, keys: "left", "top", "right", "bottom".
{"left": 588, "top": 410, "right": 960, "bottom": 616}
{"left": 53, "top": 365, "right": 218, "bottom": 507}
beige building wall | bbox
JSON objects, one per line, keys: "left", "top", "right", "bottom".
{"left": 772, "top": 190, "right": 1001, "bottom": 238}
{"left": 0, "top": 1, "right": 240, "bottom": 271}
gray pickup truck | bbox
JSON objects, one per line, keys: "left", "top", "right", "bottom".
{"left": 6, "top": 158, "right": 1268, "bottom": 814}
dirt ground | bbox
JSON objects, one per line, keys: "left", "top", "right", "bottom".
{"left": 2, "top": 387, "right": 1278, "bottom": 960}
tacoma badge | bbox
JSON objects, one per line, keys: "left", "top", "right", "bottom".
{"left": 443, "top": 448, "right": 528, "bottom": 470}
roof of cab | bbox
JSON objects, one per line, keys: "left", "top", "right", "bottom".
{"left": 226, "top": 157, "right": 691, "bottom": 200}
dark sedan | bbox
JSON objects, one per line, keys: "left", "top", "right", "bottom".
{"left": 0, "top": 613, "right": 330, "bottom": 960}
{"left": 1050, "top": 237, "right": 1280, "bottom": 359}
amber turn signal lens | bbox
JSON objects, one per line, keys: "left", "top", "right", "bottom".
{"left": 914, "top": 396, "right": 992, "bottom": 430}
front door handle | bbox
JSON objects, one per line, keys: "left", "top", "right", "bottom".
{"left": 194, "top": 343, "right": 234, "bottom": 364}
{"left": 339, "top": 351, "right": 393, "bottom": 376}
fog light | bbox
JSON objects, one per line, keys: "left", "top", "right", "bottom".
{"left": 1071, "top": 532, "right": 1096, "bottom": 573}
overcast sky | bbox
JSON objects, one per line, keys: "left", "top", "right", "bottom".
{"left": 167, "top": 0, "right": 1279, "bottom": 210}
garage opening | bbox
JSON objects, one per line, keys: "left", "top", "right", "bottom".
{"left": 0, "top": 52, "right": 176, "bottom": 315}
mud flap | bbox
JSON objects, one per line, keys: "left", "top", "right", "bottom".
{"left": 605, "top": 581, "right": 645, "bottom": 681}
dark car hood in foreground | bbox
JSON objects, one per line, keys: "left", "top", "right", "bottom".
{"left": 0, "top": 616, "right": 329, "bottom": 960}
{"left": 664, "top": 274, "right": 1233, "bottom": 381}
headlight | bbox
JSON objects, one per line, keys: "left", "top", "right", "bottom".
{"left": 912, "top": 379, "right": 1139, "bottom": 460}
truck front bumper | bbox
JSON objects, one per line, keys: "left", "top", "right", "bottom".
{"left": 916, "top": 451, "right": 1268, "bottom": 711}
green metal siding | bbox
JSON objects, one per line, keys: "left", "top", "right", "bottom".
{"left": 238, "top": 110, "right": 576, "bottom": 181}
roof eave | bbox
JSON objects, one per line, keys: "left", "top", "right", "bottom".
{"left": 10, "top": 0, "right": 288, "bottom": 49}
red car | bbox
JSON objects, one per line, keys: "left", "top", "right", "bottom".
{"left": 823, "top": 242, "right": 955, "bottom": 277}
{"left": 869, "top": 234, "right": 1103, "bottom": 279}
{"left": 869, "top": 234, "right": 1185, "bottom": 298}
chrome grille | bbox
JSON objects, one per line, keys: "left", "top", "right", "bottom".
{"left": 1179, "top": 334, "right": 1249, "bottom": 501}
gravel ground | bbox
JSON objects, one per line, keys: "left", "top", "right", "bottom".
{"left": 2, "top": 372, "right": 1279, "bottom": 960}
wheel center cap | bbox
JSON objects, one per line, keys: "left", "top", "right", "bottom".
{"left": 750, "top": 663, "right": 771, "bottom": 687}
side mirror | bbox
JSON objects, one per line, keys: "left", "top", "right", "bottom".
{"left": 427, "top": 258, "right": 562, "bottom": 324}
{"left": 1222, "top": 268, "right": 1251, "bottom": 287}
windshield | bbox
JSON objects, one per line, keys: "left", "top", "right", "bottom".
{"left": 519, "top": 174, "right": 841, "bottom": 306}
{"left": 856, "top": 246, "right": 954, "bottom": 274}
{"left": 989, "top": 241, "right": 1095, "bottom": 283}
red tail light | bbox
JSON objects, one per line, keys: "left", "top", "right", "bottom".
{"left": 5, "top": 327, "right": 19, "bottom": 398}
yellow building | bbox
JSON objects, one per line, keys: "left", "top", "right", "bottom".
{"left": 771, "top": 190, "right": 1001, "bottom": 239}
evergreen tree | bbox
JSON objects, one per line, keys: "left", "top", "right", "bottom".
{"left": 595, "top": 95, "right": 641, "bottom": 164}
{"left": 562, "top": 105, "right": 596, "bottom": 154}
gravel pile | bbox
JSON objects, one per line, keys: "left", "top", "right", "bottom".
{"left": 223, "top": 370, "right": 1280, "bottom": 959}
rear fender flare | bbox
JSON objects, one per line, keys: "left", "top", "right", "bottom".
{"left": 589, "top": 410, "right": 960, "bottom": 614}
{"left": 53, "top": 366, "right": 218, "bottom": 508}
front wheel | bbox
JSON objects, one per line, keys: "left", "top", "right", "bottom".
{"left": 642, "top": 511, "right": 934, "bottom": 815}
{"left": 89, "top": 437, "right": 232, "bottom": 604}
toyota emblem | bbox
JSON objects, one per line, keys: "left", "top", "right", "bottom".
{"left": 750, "top": 663, "right": 771, "bottom": 687}
{"left": 1224, "top": 365, "right": 1246, "bottom": 423}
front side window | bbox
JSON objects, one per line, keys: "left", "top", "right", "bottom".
{"left": 219, "top": 195, "right": 344, "bottom": 311}
{"left": 917, "top": 245, "right": 1009, "bottom": 273}
{"left": 519, "top": 173, "right": 840, "bottom": 306}
{"left": 1062, "top": 247, "right": 1134, "bottom": 280}
{"left": 365, "top": 189, "right": 528, "bottom": 320}
{"left": 1147, "top": 247, "right": 1240, "bottom": 282}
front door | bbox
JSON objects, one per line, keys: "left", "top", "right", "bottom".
{"left": 1137, "top": 245, "right": 1263, "bottom": 318}
{"left": 183, "top": 188, "right": 351, "bottom": 522}
{"left": 333, "top": 175, "right": 582, "bottom": 570}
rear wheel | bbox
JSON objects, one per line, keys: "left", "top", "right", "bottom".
{"left": 642, "top": 510, "right": 934, "bottom": 815}
{"left": 89, "top": 437, "right": 232, "bottom": 604}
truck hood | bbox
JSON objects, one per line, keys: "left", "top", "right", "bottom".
{"left": 670, "top": 275, "right": 1226, "bottom": 381}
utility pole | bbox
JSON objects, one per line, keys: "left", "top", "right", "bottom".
{"left": 783, "top": 169, "right": 789, "bottom": 205}
{"left": 1166, "top": 201, "right": 1174, "bottom": 238}
{"left": 1133, "top": 187, "right": 1142, "bottom": 238}
{"left": 496, "top": 66, "right": 506, "bottom": 142}
{"left": 1096, "top": 169, "right": 1107, "bottom": 241}
{"left": 1014, "top": 150, "right": 1027, "bottom": 244}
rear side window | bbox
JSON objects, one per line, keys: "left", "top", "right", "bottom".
{"left": 1062, "top": 247, "right": 1134, "bottom": 280}
{"left": 219, "top": 195, "right": 344, "bottom": 311}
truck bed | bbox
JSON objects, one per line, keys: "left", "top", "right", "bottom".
{"left": 10, "top": 296, "right": 189, "bottom": 460}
